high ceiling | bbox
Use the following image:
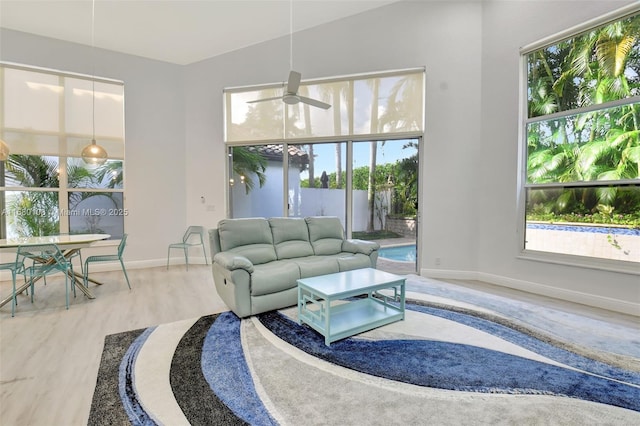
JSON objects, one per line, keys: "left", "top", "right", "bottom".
{"left": 0, "top": 0, "right": 399, "bottom": 65}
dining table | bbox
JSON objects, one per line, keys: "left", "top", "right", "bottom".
{"left": 0, "top": 233, "right": 111, "bottom": 309}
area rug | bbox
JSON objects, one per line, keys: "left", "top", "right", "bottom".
{"left": 89, "top": 286, "right": 640, "bottom": 425}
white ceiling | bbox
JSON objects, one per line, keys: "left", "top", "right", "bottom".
{"left": 0, "top": 0, "right": 399, "bottom": 65}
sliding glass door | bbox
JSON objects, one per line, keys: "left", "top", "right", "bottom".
{"left": 352, "top": 139, "right": 419, "bottom": 272}
{"left": 288, "top": 142, "right": 347, "bottom": 227}
{"left": 228, "top": 137, "right": 420, "bottom": 273}
{"left": 228, "top": 144, "right": 284, "bottom": 219}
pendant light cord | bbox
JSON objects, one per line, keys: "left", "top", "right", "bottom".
{"left": 91, "top": 0, "right": 96, "bottom": 142}
{"left": 289, "top": 0, "right": 293, "bottom": 71}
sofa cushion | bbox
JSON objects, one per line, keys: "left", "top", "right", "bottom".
{"left": 217, "top": 218, "right": 277, "bottom": 265}
{"left": 305, "top": 216, "right": 344, "bottom": 255}
{"left": 293, "top": 255, "right": 340, "bottom": 278}
{"left": 251, "top": 260, "right": 301, "bottom": 296}
{"left": 268, "top": 217, "right": 314, "bottom": 259}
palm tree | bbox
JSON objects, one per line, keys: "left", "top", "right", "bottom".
{"left": 4, "top": 155, "right": 61, "bottom": 237}
{"left": 367, "top": 79, "right": 380, "bottom": 232}
{"left": 307, "top": 144, "right": 315, "bottom": 188}
{"left": 526, "top": 14, "right": 640, "bottom": 216}
{"left": 319, "top": 82, "right": 348, "bottom": 188}
{"left": 299, "top": 86, "right": 315, "bottom": 188}
{"left": 394, "top": 141, "right": 419, "bottom": 216}
{"left": 3, "top": 155, "right": 122, "bottom": 236}
{"left": 2, "top": 153, "right": 132, "bottom": 237}
{"left": 231, "top": 147, "right": 267, "bottom": 195}
{"left": 379, "top": 74, "right": 424, "bottom": 132}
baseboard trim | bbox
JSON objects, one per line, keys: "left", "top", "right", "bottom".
{"left": 127, "top": 257, "right": 209, "bottom": 271}
{"left": 0, "top": 257, "right": 210, "bottom": 279}
{"left": 421, "top": 267, "right": 639, "bottom": 317}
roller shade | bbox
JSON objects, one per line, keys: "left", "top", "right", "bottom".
{"left": 1, "top": 64, "right": 125, "bottom": 159}
{"left": 225, "top": 68, "right": 424, "bottom": 143}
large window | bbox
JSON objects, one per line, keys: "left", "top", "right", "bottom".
{"left": 521, "top": 8, "right": 640, "bottom": 266}
{"left": 1, "top": 64, "right": 125, "bottom": 239}
{"left": 224, "top": 69, "right": 423, "bottom": 273}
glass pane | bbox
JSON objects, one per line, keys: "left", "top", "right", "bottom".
{"left": 2, "top": 190, "right": 59, "bottom": 238}
{"left": 354, "top": 74, "right": 424, "bottom": 135}
{"left": 379, "top": 73, "right": 424, "bottom": 133}
{"left": 1, "top": 132, "right": 61, "bottom": 157}
{"left": 527, "top": 103, "right": 640, "bottom": 184}
{"left": 3, "top": 155, "right": 60, "bottom": 188}
{"left": 66, "top": 136, "right": 124, "bottom": 160}
{"left": 525, "top": 185, "right": 640, "bottom": 263}
{"left": 288, "top": 142, "right": 346, "bottom": 225}
{"left": 527, "top": 13, "right": 640, "bottom": 118}
{"left": 224, "top": 70, "right": 424, "bottom": 143}
{"left": 65, "top": 78, "right": 125, "bottom": 138}
{"left": 351, "top": 138, "right": 419, "bottom": 274}
{"left": 226, "top": 89, "right": 284, "bottom": 142}
{"left": 286, "top": 81, "right": 350, "bottom": 138}
{"left": 229, "top": 145, "right": 283, "bottom": 218}
{"left": 352, "top": 140, "right": 419, "bottom": 235}
{"left": 3, "top": 68, "right": 61, "bottom": 131}
{"left": 68, "top": 192, "right": 124, "bottom": 239}
{"left": 67, "top": 158, "right": 123, "bottom": 189}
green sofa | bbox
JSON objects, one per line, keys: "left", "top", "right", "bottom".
{"left": 209, "top": 216, "right": 380, "bottom": 318}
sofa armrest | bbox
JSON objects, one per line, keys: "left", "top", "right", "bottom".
{"left": 342, "top": 239, "right": 380, "bottom": 255}
{"left": 213, "top": 252, "right": 254, "bottom": 273}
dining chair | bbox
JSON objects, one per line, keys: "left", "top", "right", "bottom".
{"left": 58, "top": 233, "right": 84, "bottom": 274}
{"left": 166, "top": 226, "right": 208, "bottom": 271}
{"left": 83, "top": 234, "right": 131, "bottom": 289}
{"left": 19, "top": 243, "right": 76, "bottom": 312}
{"left": 0, "top": 252, "right": 27, "bottom": 317}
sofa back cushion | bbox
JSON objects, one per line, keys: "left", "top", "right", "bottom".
{"left": 305, "top": 216, "right": 344, "bottom": 255}
{"left": 268, "top": 217, "right": 314, "bottom": 259}
{"left": 217, "top": 218, "right": 277, "bottom": 265}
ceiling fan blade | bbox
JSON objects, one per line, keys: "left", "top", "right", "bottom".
{"left": 298, "top": 95, "right": 331, "bottom": 109}
{"left": 246, "top": 96, "right": 283, "bottom": 104}
{"left": 287, "top": 70, "right": 301, "bottom": 94}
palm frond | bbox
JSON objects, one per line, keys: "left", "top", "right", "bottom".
{"left": 596, "top": 34, "right": 636, "bottom": 77}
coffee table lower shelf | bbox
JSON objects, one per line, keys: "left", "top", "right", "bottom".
{"left": 299, "top": 297, "right": 403, "bottom": 346}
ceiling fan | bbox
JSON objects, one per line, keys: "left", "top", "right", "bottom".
{"left": 247, "top": 70, "right": 330, "bottom": 109}
{"left": 247, "top": 0, "right": 330, "bottom": 110}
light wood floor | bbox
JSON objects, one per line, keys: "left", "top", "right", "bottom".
{"left": 0, "top": 264, "right": 636, "bottom": 425}
{"left": 0, "top": 264, "right": 226, "bottom": 426}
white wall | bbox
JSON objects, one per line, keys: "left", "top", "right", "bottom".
{"left": 295, "top": 188, "right": 372, "bottom": 232}
{"left": 230, "top": 161, "right": 294, "bottom": 219}
{"left": 0, "top": 29, "right": 188, "bottom": 266}
{"left": 184, "top": 0, "right": 484, "bottom": 268}
{"left": 476, "top": 0, "right": 639, "bottom": 314}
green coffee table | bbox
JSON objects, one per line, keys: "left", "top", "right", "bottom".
{"left": 297, "top": 268, "right": 406, "bottom": 346}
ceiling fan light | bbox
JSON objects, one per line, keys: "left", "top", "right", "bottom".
{"left": 283, "top": 94, "right": 299, "bottom": 105}
{"left": 0, "top": 139, "right": 10, "bottom": 161}
{"left": 81, "top": 139, "right": 108, "bottom": 165}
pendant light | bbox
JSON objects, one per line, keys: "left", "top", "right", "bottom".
{"left": 81, "top": 0, "right": 108, "bottom": 166}
{"left": 0, "top": 139, "right": 9, "bottom": 161}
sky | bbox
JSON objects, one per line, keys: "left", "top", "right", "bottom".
{"left": 299, "top": 139, "right": 418, "bottom": 180}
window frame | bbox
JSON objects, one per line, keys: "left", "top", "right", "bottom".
{"left": 516, "top": 4, "right": 640, "bottom": 275}
{"left": 0, "top": 62, "right": 126, "bottom": 240}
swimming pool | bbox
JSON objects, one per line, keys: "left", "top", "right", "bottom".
{"left": 526, "top": 223, "right": 640, "bottom": 235}
{"left": 378, "top": 244, "right": 416, "bottom": 262}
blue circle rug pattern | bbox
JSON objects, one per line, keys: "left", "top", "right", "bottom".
{"left": 88, "top": 301, "right": 640, "bottom": 425}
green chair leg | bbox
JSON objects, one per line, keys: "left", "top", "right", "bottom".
{"left": 120, "top": 259, "right": 131, "bottom": 289}
{"left": 11, "top": 272, "right": 16, "bottom": 317}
